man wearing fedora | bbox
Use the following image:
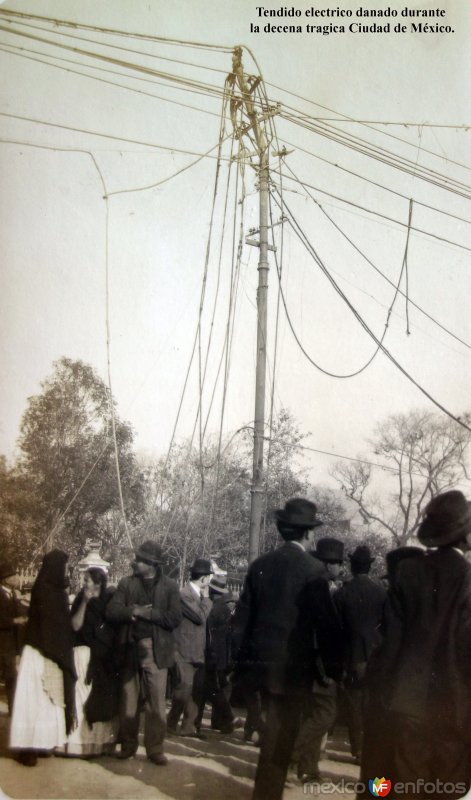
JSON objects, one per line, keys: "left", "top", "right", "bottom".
{"left": 334, "top": 545, "right": 386, "bottom": 762}
{"left": 167, "top": 557, "right": 213, "bottom": 737}
{"left": 0, "top": 561, "right": 28, "bottom": 714}
{"left": 106, "top": 540, "right": 182, "bottom": 765}
{"left": 293, "top": 537, "right": 345, "bottom": 784}
{"left": 358, "top": 490, "right": 471, "bottom": 799}
{"left": 231, "top": 497, "right": 328, "bottom": 800}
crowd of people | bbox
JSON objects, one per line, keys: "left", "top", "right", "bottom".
{"left": 0, "top": 488, "right": 470, "bottom": 800}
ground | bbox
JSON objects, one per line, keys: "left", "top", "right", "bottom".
{"left": 0, "top": 694, "right": 359, "bottom": 800}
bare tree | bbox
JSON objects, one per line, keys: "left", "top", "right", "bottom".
{"left": 331, "top": 409, "right": 471, "bottom": 545}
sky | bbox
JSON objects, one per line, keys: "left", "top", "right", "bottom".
{"left": 1, "top": 0, "right": 470, "bottom": 497}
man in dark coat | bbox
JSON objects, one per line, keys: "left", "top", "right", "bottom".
{"left": 359, "top": 546, "right": 424, "bottom": 793}
{"left": 167, "top": 558, "right": 213, "bottom": 737}
{"left": 293, "top": 537, "right": 345, "bottom": 784}
{"left": 231, "top": 497, "right": 326, "bottom": 800}
{"left": 335, "top": 545, "right": 386, "bottom": 761}
{"left": 200, "top": 576, "right": 239, "bottom": 733}
{"left": 0, "top": 562, "right": 27, "bottom": 714}
{"left": 359, "top": 490, "right": 471, "bottom": 800}
{"left": 106, "top": 540, "right": 182, "bottom": 765}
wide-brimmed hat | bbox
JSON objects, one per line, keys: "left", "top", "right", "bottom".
{"left": 190, "top": 558, "right": 213, "bottom": 577}
{"left": 349, "top": 545, "right": 375, "bottom": 565}
{"left": 314, "top": 537, "right": 344, "bottom": 562}
{"left": 134, "top": 540, "right": 163, "bottom": 565}
{"left": 0, "top": 560, "right": 17, "bottom": 582}
{"left": 417, "top": 490, "right": 471, "bottom": 547}
{"left": 209, "top": 575, "right": 227, "bottom": 594}
{"left": 275, "top": 498, "right": 323, "bottom": 529}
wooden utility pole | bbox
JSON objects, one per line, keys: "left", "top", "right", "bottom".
{"left": 230, "top": 48, "right": 272, "bottom": 563}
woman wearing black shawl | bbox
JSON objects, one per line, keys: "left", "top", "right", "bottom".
{"left": 9, "top": 549, "right": 77, "bottom": 766}
{"left": 63, "top": 567, "right": 119, "bottom": 756}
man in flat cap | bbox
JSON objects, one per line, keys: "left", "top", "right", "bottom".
{"left": 334, "top": 545, "right": 386, "bottom": 763}
{"left": 167, "top": 557, "right": 213, "bottom": 738}
{"left": 358, "top": 490, "right": 471, "bottom": 799}
{"left": 106, "top": 540, "right": 182, "bottom": 765}
{"left": 232, "top": 497, "right": 328, "bottom": 800}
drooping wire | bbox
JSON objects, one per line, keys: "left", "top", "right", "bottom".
{"left": 0, "top": 111, "right": 233, "bottom": 160}
{"left": 28, "top": 436, "right": 113, "bottom": 566}
{"left": 271, "top": 136, "right": 471, "bottom": 228}
{"left": 157, "top": 91, "right": 229, "bottom": 485}
{"left": 270, "top": 186, "right": 412, "bottom": 377}
{"left": 103, "top": 191, "right": 133, "bottom": 549}
{"left": 208, "top": 138, "right": 247, "bottom": 537}
{"left": 4, "top": 17, "right": 470, "bottom": 201}
{"left": 280, "top": 160, "right": 471, "bottom": 350}
{"left": 156, "top": 90, "right": 233, "bottom": 539}
{"left": 271, "top": 189, "right": 471, "bottom": 433}
{"left": 19, "top": 145, "right": 134, "bottom": 559}
{"left": 262, "top": 156, "right": 285, "bottom": 552}
{"left": 274, "top": 169, "right": 471, "bottom": 254}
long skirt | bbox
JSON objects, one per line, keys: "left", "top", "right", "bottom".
{"left": 9, "top": 644, "right": 67, "bottom": 750}
{"left": 62, "top": 645, "right": 116, "bottom": 756}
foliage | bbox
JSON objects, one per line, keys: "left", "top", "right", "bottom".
{"left": 0, "top": 457, "right": 39, "bottom": 568}
{"left": 140, "top": 408, "right": 348, "bottom": 582}
{"left": 331, "top": 408, "right": 471, "bottom": 545}
{"left": 15, "top": 357, "right": 144, "bottom": 565}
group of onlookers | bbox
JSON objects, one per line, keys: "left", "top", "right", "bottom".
{"left": 231, "top": 491, "right": 471, "bottom": 800}
{"left": 0, "top": 540, "right": 240, "bottom": 767}
{"left": 1, "top": 487, "right": 471, "bottom": 800}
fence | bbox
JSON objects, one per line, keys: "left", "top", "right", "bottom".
{"left": 18, "top": 568, "right": 244, "bottom": 597}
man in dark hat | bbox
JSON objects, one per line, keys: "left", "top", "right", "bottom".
{"left": 359, "top": 490, "right": 471, "bottom": 799}
{"left": 106, "top": 540, "right": 182, "bottom": 765}
{"left": 231, "top": 497, "right": 328, "bottom": 800}
{"left": 195, "top": 576, "right": 240, "bottom": 734}
{"left": 293, "top": 536, "right": 346, "bottom": 784}
{"left": 0, "top": 562, "right": 27, "bottom": 714}
{"left": 334, "top": 545, "right": 386, "bottom": 763}
{"left": 167, "top": 557, "right": 213, "bottom": 738}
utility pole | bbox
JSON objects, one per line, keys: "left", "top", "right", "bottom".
{"left": 230, "top": 48, "right": 273, "bottom": 563}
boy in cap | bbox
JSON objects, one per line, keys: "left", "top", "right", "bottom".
{"left": 167, "top": 558, "right": 213, "bottom": 738}
{"left": 106, "top": 540, "right": 182, "bottom": 765}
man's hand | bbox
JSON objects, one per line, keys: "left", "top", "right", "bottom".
{"left": 13, "top": 616, "right": 28, "bottom": 625}
{"left": 131, "top": 604, "right": 152, "bottom": 620}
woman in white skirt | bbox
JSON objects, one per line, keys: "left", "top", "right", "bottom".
{"left": 10, "top": 549, "right": 77, "bottom": 766}
{"left": 63, "top": 568, "right": 119, "bottom": 756}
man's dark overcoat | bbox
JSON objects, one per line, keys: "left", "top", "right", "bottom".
{"left": 375, "top": 547, "right": 471, "bottom": 735}
{"left": 232, "top": 541, "right": 326, "bottom": 695}
{"left": 106, "top": 573, "right": 182, "bottom": 668}
{"left": 335, "top": 574, "right": 386, "bottom": 670}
